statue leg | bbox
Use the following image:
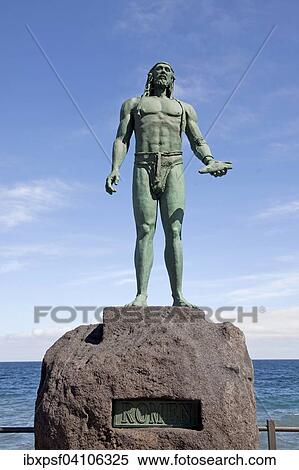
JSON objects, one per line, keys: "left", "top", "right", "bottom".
{"left": 160, "top": 164, "right": 197, "bottom": 307}
{"left": 126, "top": 166, "right": 158, "bottom": 307}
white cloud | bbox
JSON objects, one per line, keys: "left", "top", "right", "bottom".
{"left": 240, "top": 306, "right": 299, "bottom": 339}
{"left": 1, "top": 307, "right": 298, "bottom": 361}
{"left": 114, "top": 0, "right": 253, "bottom": 40}
{"left": 225, "top": 271, "right": 299, "bottom": 303}
{"left": 115, "top": 0, "right": 185, "bottom": 34}
{"left": 0, "top": 238, "right": 112, "bottom": 260}
{"left": 0, "top": 156, "right": 15, "bottom": 168}
{"left": 255, "top": 200, "right": 299, "bottom": 220}
{"left": 187, "top": 270, "right": 299, "bottom": 305}
{"left": 65, "top": 268, "right": 135, "bottom": 287}
{"left": 68, "top": 126, "right": 92, "bottom": 139}
{"left": 264, "top": 140, "right": 299, "bottom": 160}
{"left": 275, "top": 253, "right": 299, "bottom": 263}
{"left": 0, "top": 243, "right": 64, "bottom": 258}
{"left": 0, "top": 235, "right": 113, "bottom": 274}
{"left": 0, "top": 260, "right": 25, "bottom": 274}
{"left": 173, "top": 50, "right": 251, "bottom": 105}
{"left": 66, "top": 264, "right": 166, "bottom": 287}
{"left": 260, "top": 116, "right": 299, "bottom": 159}
{"left": 214, "top": 106, "right": 259, "bottom": 140}
{"left": 0, "top": 324, "right": 103, "bottom": 361}
{"left": 3, "top": 327, "right": 70, "bottom": 340}
{"left": 114, "top": 278, "right": 135, "bottom": 286}
{"left": 187, "top": 271, "right": 286, "bottom": 289}
{"left": 0, "top": 327, "right": 75, "bottom": 361}
{"left": 266, "top": 86, "right": 299, "bottom": 102}
{"left": 0, "top": 179, "right": 80, "bottom": 229}
{"left": 175, "top": 76, "right": 222, "bottom": 104}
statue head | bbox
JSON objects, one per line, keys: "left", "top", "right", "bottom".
{"left": 143, "top": 62, "right": 175, "bottom": 98}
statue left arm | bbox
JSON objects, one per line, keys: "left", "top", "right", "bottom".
{"left": 184, "top": 103, "right": 214, "bottom": 165}
{"left": 185, "top": 104, "right": 230, "bottom": 177}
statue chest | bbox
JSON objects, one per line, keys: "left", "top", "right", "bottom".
{"left": 136, "top": 97, "right": 182, "bottom": 118}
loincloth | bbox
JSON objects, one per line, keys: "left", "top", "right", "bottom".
{"left": 134, "top": 151, "right": 183, "bottom": 198}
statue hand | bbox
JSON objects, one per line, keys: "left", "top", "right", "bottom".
{"left": 105, "top": 169, "right": 120, "bottom": 195}
{"left": 199, "top": 160, "right": 232, "bottom": 177}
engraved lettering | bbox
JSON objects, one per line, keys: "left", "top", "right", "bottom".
{"left": 148, "top": 402, "right": 164, "bottom": 425}
{"left": 120, "top": 402, "right": 135, "bottom": 424}
{"left": 113, "top": 399, "right": 202, "bottom": 429}
{"left": 181, "top": 402, "right": 192, "bottom": 424}
{"left": 135, "top": 402, "right": 148, "bottom": 424}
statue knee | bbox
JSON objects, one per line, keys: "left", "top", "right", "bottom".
{"left": 137, "top": 222, "right": 155, "bottom": 240}
{"left": 170, "top": 222, "right": 182, "bottom": 240}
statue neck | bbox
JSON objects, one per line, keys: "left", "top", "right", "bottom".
{"left": 152, "top": 85, "right": 168, "bottom": 97}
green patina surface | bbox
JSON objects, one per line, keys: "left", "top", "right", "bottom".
{"left": 106, "top": 62, "right": 232, "bottom": 307}
{"left": 112, "top": 399, "right": 202, "bottom": 429}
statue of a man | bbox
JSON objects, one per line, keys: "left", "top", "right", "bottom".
{"left": 106, "top": 62, "right": 231, "bottom": 307}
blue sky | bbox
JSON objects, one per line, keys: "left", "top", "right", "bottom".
{"left": 0, "top": 0, "right": 298, "bottom": 360}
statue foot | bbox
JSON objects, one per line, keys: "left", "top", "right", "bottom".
{"left": 172, "top": 296, "right": 198, "bottom": 308}
{"left": 125, "top": 294, "right": 148, "bottom": 307}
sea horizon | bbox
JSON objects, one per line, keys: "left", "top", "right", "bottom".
{"left": 0, "top": 360, "right": 298, "bottom": 450}
{"left": 1, "top": 359, "right": 299, "bottom": 363}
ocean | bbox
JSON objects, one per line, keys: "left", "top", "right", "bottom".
{"left": 0, "top": 360, "right": 298, "bottom": 450}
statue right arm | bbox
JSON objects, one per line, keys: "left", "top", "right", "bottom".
{"left": 111, "top": 98, "right": 136, "bottom": 171}
{"left": 106, "top": 98, "right": 137, "bottom": 195}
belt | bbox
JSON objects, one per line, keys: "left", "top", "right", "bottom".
{"left": 135, "top": 151, "right": 182, "bottom": 179}
{"left": 135, "top": 151, "right": 183, "bottom": 160}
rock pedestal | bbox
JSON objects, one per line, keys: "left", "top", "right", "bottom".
{"left": 35, "top": 307, "right": 259, "bottom": 449}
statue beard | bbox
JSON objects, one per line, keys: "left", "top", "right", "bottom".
{"left": 155, "top": 76, "right": 169, "bottom": 88}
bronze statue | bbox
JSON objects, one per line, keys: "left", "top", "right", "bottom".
{"left": 106, "top": 62, "right": 232, "bottom": 306}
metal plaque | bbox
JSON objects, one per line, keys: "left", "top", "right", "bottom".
{"left": 112, "top": 399, "right": 202, "bottom": 429}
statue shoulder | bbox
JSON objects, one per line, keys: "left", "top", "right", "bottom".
{"left": 120, "top": 97, "right": 141, "bottom": 114}
{"left": 176, "top": 100, "right": 197, "bottom": 119}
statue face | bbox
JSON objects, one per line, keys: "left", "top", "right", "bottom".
{"left": 151, "top": 63, "right": 173, "bottom": 88}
